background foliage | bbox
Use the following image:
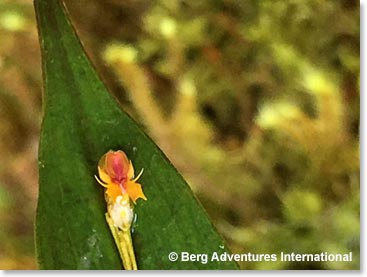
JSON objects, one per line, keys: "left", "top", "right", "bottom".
{"left": 0, "top": 0, "right": 359, "bottom": 269}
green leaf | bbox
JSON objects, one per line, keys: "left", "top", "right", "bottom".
{"left": 34, "top": 0, "right": 238, "bottom": 270}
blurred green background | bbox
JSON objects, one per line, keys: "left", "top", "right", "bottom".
{"left": 0, "top": 0, "right": 359, "bottom": 269}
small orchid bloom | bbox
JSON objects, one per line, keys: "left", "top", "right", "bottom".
{"left": 95, "top": 150, "right": 147, "bottom": 204}
{"left": 95, "top": 150, "right": 146, "bottom": 270}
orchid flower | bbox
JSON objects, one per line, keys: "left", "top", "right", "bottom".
{"left": 95, "top": 150, "right": 147, "bottom": 270}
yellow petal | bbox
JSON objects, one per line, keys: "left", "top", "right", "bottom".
{"left": 126, "top": 181, "right": 147, "bottom": 204}
{"left": 98, "top": 166, "right": 112, "bottom": 184}
{"left": 106, "top": 184, "right": 123, "bottom": 202}
{"left": 127, "top": 160, "right": 134, "bottom": 180}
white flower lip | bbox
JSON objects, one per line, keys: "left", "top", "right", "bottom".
{"left": 110, "top": 195, "right": 134, "bottom": 231}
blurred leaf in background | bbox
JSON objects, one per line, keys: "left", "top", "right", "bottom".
{"left": 0, "top": 0, "right": 40, "bottom": 269}
{"left": 0, "top": 0, "right": 359, "bottom": 269}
